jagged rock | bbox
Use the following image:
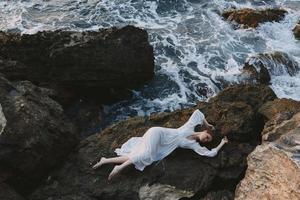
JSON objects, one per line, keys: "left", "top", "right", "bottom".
{"left": 0, "top": 26, "right": 154, "bottom": 104}
{"left": 293, "top": 21, "right": 300, "bottom": 39}
{"left": 243, "top": 52, "right": 299, "bottom": 84}
{"left": 235, "top": 144, "right": 300, "bottom": 200}
{"left": 29, "top": 85, "right": 275, "bottom": 200}
{"left": 0, "top": 74, "right": 79, "bottom": 194}
{"left": 259, "top": 98, "right": 300, "bottom": 120}
{"left": 222, "top": 8, "right": 287, "bottom": 28}
{"left": 235, "top": 100, "right": 300, "bottom": 199}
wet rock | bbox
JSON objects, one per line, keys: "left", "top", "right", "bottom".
{"left": 293, "top": 21, "right": 300, "bottom": 39}
{"left": 0, "top": 26, "right": 154, "bottom": 104}
{"left": 243, "top": 52, "right": 299, "bottom": 84}
{"left": 29, "top": 85, "right": 274, "bottom": 200}
{"left": 222, "top": 8, "right": 287, "bottom": 28}
{"left": 0, "top": 74, "right": 79, "bottom": 194}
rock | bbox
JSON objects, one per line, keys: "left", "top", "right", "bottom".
{"left": 261, "top": 111, "right": 300, "bottom": 153}
{"left": 243, "top": 52, "right": 299, "bottom": 84}
{"left": 0, "top": 74, "right": 79, "bottom": 194}
{"left": 293, "top": 21, "right": 300, "bottom": 39}
{"left": 0, "top": 26, "right": 154, "bottom": 104}
{"left": 29, "top": 85, "right": 274, "bottom": 200}
{"left": 0, "top": 183, "right": 25, "bottom": 200}
{"left": 235, "top": 144, "right": 300, "bottom": 200}
{"left": 65, "top": 100, "right": 104, "bottom": 138}
{"left": 222, "top": 8, "right": 287, "bottom": 28}
{"left": 235, "top": 100, "right": 300, "bottom": 199}
{"left": 198, "top": 85, "right": 276, "bottom": 143}
{"left": 139, "top": 183, "right": 194, "bottom": 200}
{"left": 208, "top": 84, "right": 276, "bottom": 111}
{"left": 259, "top": 98, "right": 300, "bottom": 120}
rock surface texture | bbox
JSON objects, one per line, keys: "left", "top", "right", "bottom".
{"left": 222, "top": 8, "right": 287, "bottom": 28}
{"left": 0, "top": 74, "right": 79, "bottom": 194}
{"left": 28, "top": 85, "right": 276, "bottom": 200}
{"left": 235, "top": 99, "right": 300, "bottom": 200}
{"left": 0, "top": 26, "right": 154, "bottom": 103}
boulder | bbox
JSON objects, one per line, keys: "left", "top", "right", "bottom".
{"left": 235, "top": 100, "right": 300, "bottom": 199}
{"left": 259, "top": 98, "right": 300, "bottom": 120}
{"left": 0, "top": 26, "right": 154, "bottom": 104}
{"left": 222, "top": 8, "right": 287, "bottom": 28}
{"left": 242, "top": 52, "right": 299, "bottom": 84}
{"left": 235, "top": 144, "right": 300, "bottom": 200}
{"left": 0, "top": 74, "right": 79, "bottom": 194}
{"left": 29, "top": 85, "right": 275, "bottom": 200}
{"left": 293, "top": 21, "right": 300, "bottom": 39}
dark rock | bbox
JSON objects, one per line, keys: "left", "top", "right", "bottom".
{"left": 0, "top": 74, "right": 79, "bottom": 194}
{"left": 222, "top": 8, "right": 287, "bottom": 28}
{"left": 0, "top": 26, "right": 154, "bottom": 104}
{"left": 65, "top": 99, "right": 104, "bottom": 138}
{"left": 293, "top": 21, "right": 300, "bottom": 39}
{"left": 0, "top": 183, "right": 25, "bottom": 200}
{"left": 208, "top": 84, "right": 276, "bottom": 111}
{"left": 243, "top": 52, "right": 299, "bottom": 84}
{"left": 29, "top": 85, "right": 275, "bottom": 200}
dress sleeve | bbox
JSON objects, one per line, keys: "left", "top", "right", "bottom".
{"left": 179, "top": 140, "right": 218, "bottom": 157}
{"left": 179, "top": 109, "right": 205, "bottom": 129}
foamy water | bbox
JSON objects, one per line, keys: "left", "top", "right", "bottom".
{"left": 0, "top": 0, "right": 300, "bottom": 125}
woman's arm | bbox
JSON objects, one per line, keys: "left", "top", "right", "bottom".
{"left": 180, "top": 137, "right": 228, "bottom": 157}
{"left": 178, "top": 109, "right": 205, "bottom": 129}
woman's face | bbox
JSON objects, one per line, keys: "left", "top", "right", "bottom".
{"left": 198, "top": 131, "right": 212, "bottom": 143}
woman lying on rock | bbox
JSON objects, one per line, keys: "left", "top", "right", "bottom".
{"left": 92, "top": 109, "right": 228, "bottom": 180}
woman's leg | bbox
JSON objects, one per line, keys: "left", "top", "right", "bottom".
{"left": 108, "top": 159, "right": 133, "bottom": 181}
{"left": 92, "top": 156, "right": 129, "bottom": 169}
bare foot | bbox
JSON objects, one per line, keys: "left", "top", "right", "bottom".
{"left": 92, "top": 157, "right": 106, "bottom": 169}
{"left": 108, "top": 165, "right": 121, "bottom": 181}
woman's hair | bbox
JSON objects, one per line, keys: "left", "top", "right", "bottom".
{"left": 194, "top": 124, "right": 204, "bottom": 132}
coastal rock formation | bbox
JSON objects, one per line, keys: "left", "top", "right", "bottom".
{"left": 258, "top": 98, "right": 300, "bottom": 120}
{"left": 235, "top": 144, "right": 300, "bottom": 200}
{"left": 243, "top": 52, "right": 299, "bottom": 84}
{"left": 293, "top": 21, "right": 300, "bottom": 39}
{"left": 235, "top": 99, "right": 300, "bottom": 199}
{"left": 222, "top": 8, "right": 287, "bottom": 28}
{"left": 0, "top": 74, "right": 79, "bottom": 194}
{"left": 29, "top": 85, "right": 275, "bottom": 200}
{"left": 0, "top": 26, "right": 154, "bottom": 103}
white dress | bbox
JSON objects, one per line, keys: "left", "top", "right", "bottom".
{"left": 115, "top": 109, "right": 219, "bottom": 171}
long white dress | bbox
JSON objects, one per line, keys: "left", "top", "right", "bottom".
{"left": 115, "top": 109, "right": 219, "bottom": 171}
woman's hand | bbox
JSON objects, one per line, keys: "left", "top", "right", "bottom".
{"left": 222, "top": 136, "right": 229, "bottom": 144}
